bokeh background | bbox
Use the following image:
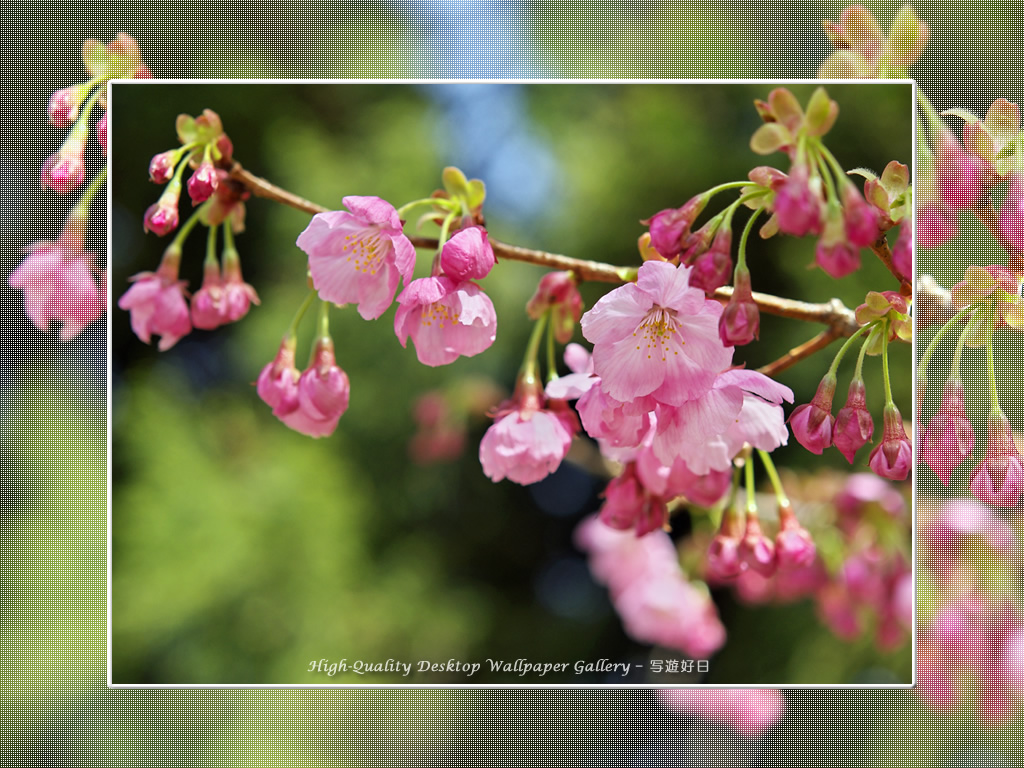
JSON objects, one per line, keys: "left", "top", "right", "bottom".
{"left": 4, "top": 1, "right": 1021, "bottom": 765}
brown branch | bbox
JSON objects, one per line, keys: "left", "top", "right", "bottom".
{"left": 916, "top": 273, "right": 955, "bottom": 327}
{"left": 870, "top": 235, "right": 912, "bottom": 297}
{"left": 713, "top": 287, "right": 861, "bottom": 337}
{"left": 227, "top": 160, "right": 871, "bottom": 332}
{"left": 757, "top": 328, "right": 841, "bottom": 378}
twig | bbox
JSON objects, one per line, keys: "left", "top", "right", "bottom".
{"left": 227, "top": 160, "right": 874, "bottom": 333}
{"left": 870, "top": 236, "right": 912, "bottom": 297}
{"left": 757, "top": 328, "right": 841, "bottom": 378}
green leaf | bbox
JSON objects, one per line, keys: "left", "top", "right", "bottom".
{"left": 803, "top": 87, "right": 838, "bottom": 137}
{"left": 81, "top": 39, "right": 109, "bottom": 77}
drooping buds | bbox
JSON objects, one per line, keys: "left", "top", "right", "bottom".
{"left": 868, "top": 404, "right": 913, "bottom": 481}
{"left": 832, "top": 377, "right": 874, "bottom": 463}
{"left": 526, "top": 271, "right": 583, "bottom": 344}
{"left": 719, "top": 265, "right": 759, "bottom": 346}
{"left": 789, "top": 373, "right": 837, "bottom": 454}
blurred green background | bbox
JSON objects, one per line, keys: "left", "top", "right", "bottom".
{"left": 107, "top": 81, "right": 912, "bottom": 686}
{"left": 5, "top": 1, "right": 1021, "bottom": 766}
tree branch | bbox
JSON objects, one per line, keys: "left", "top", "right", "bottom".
{"left": 227, "top": 161, "right": 875, "bottom": 336}
{"left": 757, "top": 328, "right": 842, "bottom": 378}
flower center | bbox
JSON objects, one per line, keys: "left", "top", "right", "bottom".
{"left": 633, "top": 306, "right": 684, "bottom": 362}
{"left": 341, "top": 230, "right": 385, "bottom": 275}
{"left": 420, "top": 300, "right": 460, "bottom": 329}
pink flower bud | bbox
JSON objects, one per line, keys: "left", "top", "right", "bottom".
{"left": 788, "top": 374, "right": 837, "bottom": 454}
{"left": 48, "top": 85, "right": 84, "bottom": 128}
{"left": 257, "top": 337, "right": 301, "bottom": 417}
{"left": 998, "top": 172, "right": 1024, "bottom": 256}
{"left": 186, "top": 161, "right": 220, "bottom": 204}
{"left": 190, "top": 260, "right": 226, "bottom": 330}
{"left": 440, "top": 225, "right": 495, "bottom": 281}
{"left": 41, "top": 136, "right": 87, "bottom": 194}
{"left": 917, "top": 203, "right": 958, "bottom": 248}
{"left": 773, "top": 165, "right": 822, "bottom": 237}
{"left": 688, "top": 228, "right": 732, "bottom": 293}
{"left": 718, "top": 266, "right": 759, "bottom": 347}
{"left": 290, "top": 337, "right": 351, "bottom": 438}
{"left": 644, "top": 194, "right": 709, "bottom": 259}
{"left": 841, "top": 184, "right": 879, "bottom": 247}
{"left": 832, "top": 378, "right": 874, "bottom": 463}
{"left": 938, "top": 130, "right": 984, "bottom": 210}
{"left": 868, "top": 405, "right": 912, "bottom": 481}
{"left": 706, "top": 532, "right": 743, "bottom": 581}
{"left": 921, "top": 378, "right": 974, "bottom": 486}
{"left": 891, "top": 220, "right": 912, "bottom": 282}
{"left": 143, "top": 185, "right": 181, "bottom": 236}
{"left": 526, "top": 271, "right": 583, "bottom": 344}
{"left": 815, "top": 239, "right": 861, "bottom": 279}
{"left": 740, "top": 516, "right": 776, "bottom": 577}
{"left": 774, "top": 504, "right": 816, "bottom": 569}
{"left": 598, "top": 465, "right": 668, "bottom": 537}
{"left": 96, "top": 111, "right": 108, "bottom": 156}
{"left": 970, "top": 411, "right": 1024, "bottom": 507}
{"left": 148, "top": 150, "right": 178, "bottom": 184}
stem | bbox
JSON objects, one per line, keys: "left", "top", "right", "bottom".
{"left": 713, "top": 287, "right": 861, "bottom": 337}
{"left": 881, "top": 318, "right": 893, "bottom": 404}
{"left": 986, "top": 320, "right": 1001, "bottom": 413}
{"left": 205, "top": 220, "right": 218, "bottom": 264}
{"left": 950, "top": 317, "right": 971, "bottom": 383}
{"left": 286, "top": 290, "right": 317, "bottom": 341}
{"left": 917, "top": 305, "right": 975, "bottom": 379}
{"left": 916, "top": 89, "right": 947, "bottom": 143}
{"left": 757, "top": 449, "right": 790, "bottom": 508}
{"left": 735, "top": 206, "right": 764, "bottom": 273}
{"left": 169, "top": 208, "right": 205, "bottom": 252}
{"left": 73, "top": 84, "right": 105, "bottom": 131}
{"left": 826, "top": 322, "right": 873, "bottom": 377}
{"left": 853, "top": 325, "right": 871, "bottom": 380}
{"left": 317, "top": 299, "right": 331, "bottom": 338}
{"left": 545, "top": 313, "right": 558, "bottom": 384}
{"left": 705, "top": 180, "right": 754, "bottom": 197}
{"left": 520, "top": 313, "right": 549, "bottom": 388}
{"left": 71, "top": 166, "right": 108, "bottom": 219}
{"left": 744, "top": 457, "right": 757, "bottom": 517}
{"left": 756, "top": 327, "right": 840, "bottom": 378}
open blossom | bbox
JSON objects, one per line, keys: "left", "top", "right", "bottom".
{"left": 575, "top": 515, "right": 726, "bottom": 659}
{"left": 581, "top": 260, "right": 731, "bottom": 406}
{"left": 297, "top": 195, "right": 416, "bottom": 320}
{"left": 658, "top": 689, "right": 785, "bottom": 738}
{"left": 117, "top": 250, "right": 191, "bottom": 351}
{"left": 9, "top": 228, "right": 105, "bottom": 341}
{"left": 257, "top": 336, "right": 350, "bottom": 438}
{"left": 394, "top": 276, "right": 497, "bottom": 366}
{"left": 479, "top": 384, "right": 578, "bottom": 485}
{"left": 190, "top": 255, "right": 260, "bottom": 330}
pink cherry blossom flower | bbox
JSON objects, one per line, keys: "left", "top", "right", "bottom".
{"left": 789, "top": 374, "right": 837, "bottom": 454}
{"left": 868, "top": 405, "right": 912, "bottom": 481}
{"left": 117, "top": 254, "right": 192, "bottom": 351}
{"left": 190, "top": 253, "right": 260, "bottom": 330}
{"left": 921, "top": 378, "right": 974, "bottom": 486}
{"left": 9, "top": 227, "right": 105, "bottom": 341}
{"left": 657, "top": 689, "right": 785, "bottom": 738}
{"left": 479, "top": 386, "right": 578, "bottom": 485}
{"left": 970, "top": 411, "right": 1024, "bottom": 507}
{"left": 891, "top": 220, "right": 912, "bottom": 281}
{"left": 297, "top": 195, "right": 416, "bottom": 320}
{"left": 774, "top": 503, "right": 816, "bottom": 569}
{"left": 581, "top": 260, "right": 731, "bottom": 406}
{"left": 815, "top": 240, "right": 861, "bottom": 279}
{"left": 741, "top": 515, "right": 776, "bottom": 577}
{"left": 289, "top": 337, "right": 351, "bottom": 438}
{"left": 393, "top": 276, "right": 497, "bottom": 366}
{"left": 832, "top": 378, "right": 874, "bottom": 463}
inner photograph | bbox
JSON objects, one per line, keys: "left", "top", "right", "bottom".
{"left": 107, "top": 81, "right": 914, "bottom": 686}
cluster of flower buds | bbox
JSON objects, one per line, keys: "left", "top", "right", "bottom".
{"left": 790, "top": 291, "right": 912, "bottom": 481}
{"left": 918, "top": 498, "right": 1023, "bottom": 724}
{"left": 144, "top": 109, "right": 244, "bottom": 236}
{"left": 920, "top": 265, "right": 1024, "bottom": 507}
{"left": 818, "top": 4, "right": 929, "bottom": 78}
{"left": 748, "top": 87, "right": 904, "bottom": 281}
{"left": 11, "top": 34, "right": 150, "bottom": 342}
{"left": 575, "top": 514, "right": 726, "bottom": 660}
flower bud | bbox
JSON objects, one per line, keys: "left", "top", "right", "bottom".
{"left": 740, "top": 515, "right": 776, "bottom": 577}
{"left": 917, "top": 203, "right": 957, "bottom": 248}
{"left": 718, "top": 266, "right": 759, "bottom": 347}
{"left": 937, "top": 130, "right": 984, "bottom": 211}
{"left": 774, "top": 504, "right": 816, "bottom": 570}
{"left": 841, "top": 184, "right": 879, "bottom": 248}
{"left": 187, "top": 161, "right": 220, "bottom": 205}
{"left": 998, "top": 172, "right": 1024, "bottom": 256}
{"left": 48, "top": 85, "right": 85, "bottom": 128}
{"left": 440, "top": 225, "right": 495, "bottom": 281}
{"left": 148, "top": 151, "right": 178, "bottom": 184}
{"left": 644, "top": 194, "right": 709, "bottom": 259}
{"left": 143, "top": 184, "right": 181, "bottom": 236}
{"left": 788, "top": 373, "right": 837, "bottom": 454}
{"left": 773, "top": 164, "right": 822, "bottom": 237}
{"left": 832, "top": 378, "right": 874, "bottom": 463}
{"left": 970, "top": 411, "right": 1024, "bottom": 507}
{"left": 921, "top": 378, "right": 974, "bottom": 486}
{"left": 689, "top": 228, "right": 733, "bottom": 293}
{"left": 868, "top": 404, "right": 912, "bottom": 481}
{"left": 526, "top": 271, "right": 583, "bottom": 344}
